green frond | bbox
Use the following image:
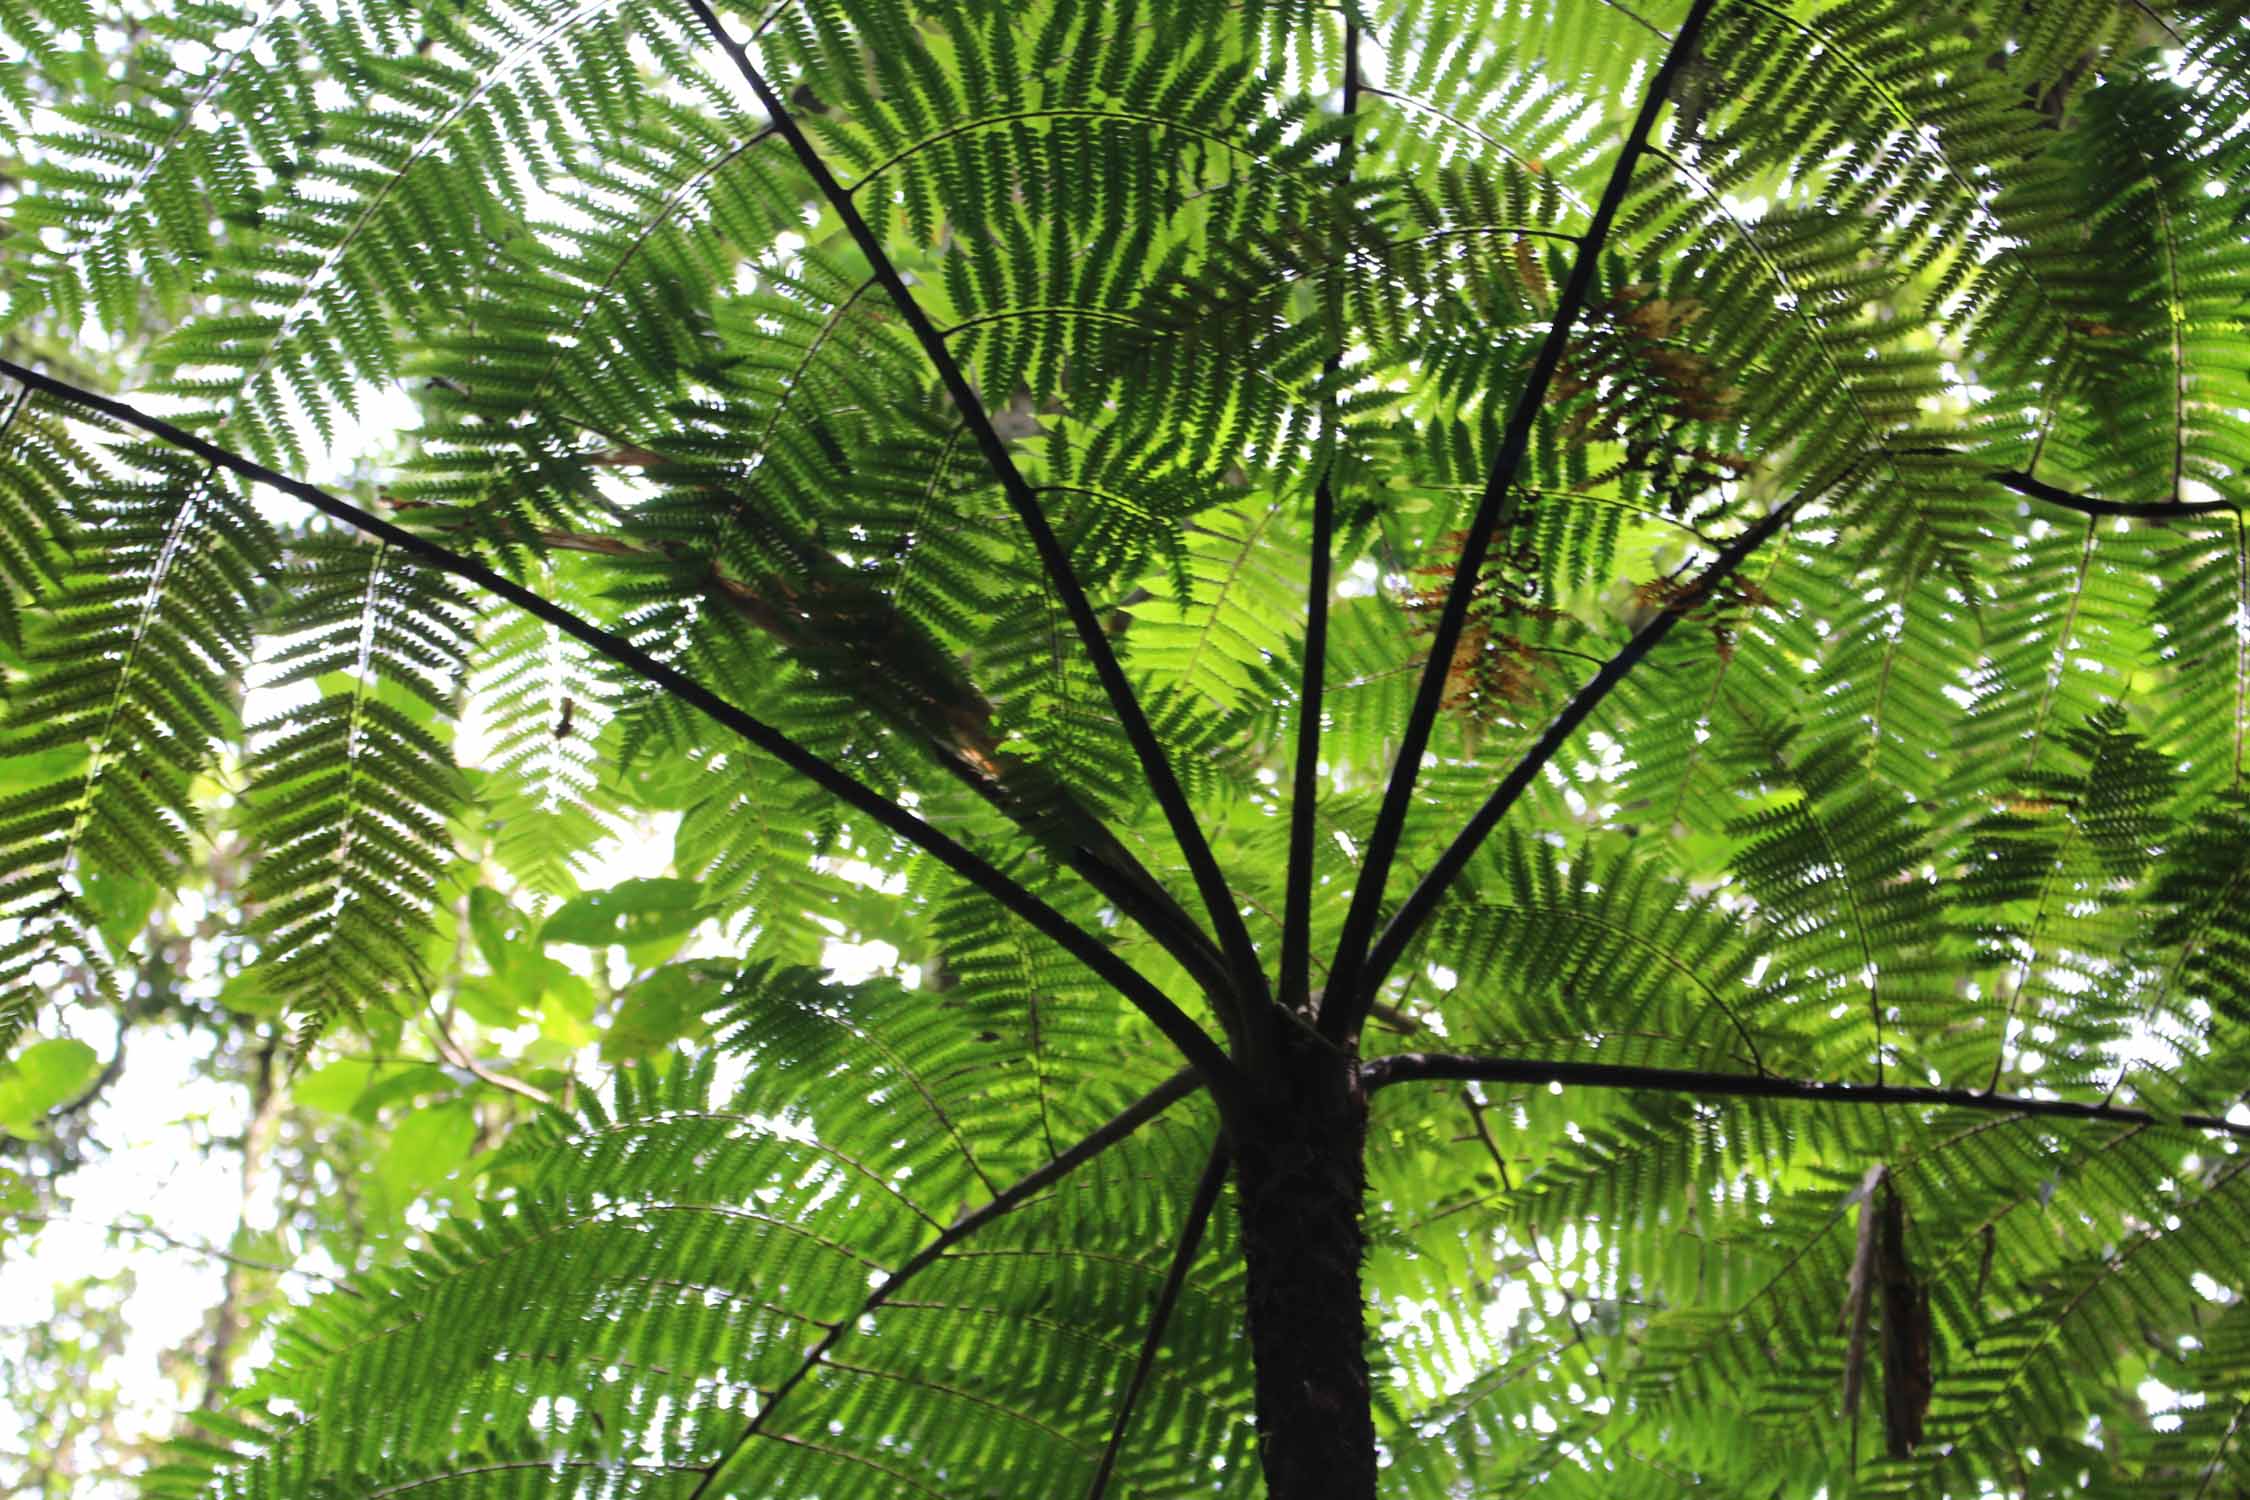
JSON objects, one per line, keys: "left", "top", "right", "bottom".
{"left": 165, "top": 970, "right": 1249, "bottom": 1499}
{"left": 1125, "top": 493, "right": 1304, "bottom": 716}
{"left": 1726, "top": 729, "right": 1949, "bottom": 1076}
{"left": 468, "top": 553, "right": 627, "bottom": 896}
{"left": 2142, "top": 791, "right": 2250, "bottom": 1112}
{"left": 1952, "top": 518, "right": 2162, "bottom": 786}
{"left": 238, "top": 536, "right": 473, "bottom": 1039}
{"left": 0, "top": 389, "right": 79, "bottom": 648}
{"left": 1405, "top": 828, "right": 1790, "bottom": 1072}
{"left": 0, "top": 426, "right": 273, "bottom": 1042}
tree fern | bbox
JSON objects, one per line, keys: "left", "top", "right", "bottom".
{"left": 5, "top": 0, "right": 2250, "bottom": 1494}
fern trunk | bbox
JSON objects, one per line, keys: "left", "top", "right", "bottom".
{"left": 1234, "top": 1029, "right": 1377, "bottom": 1499}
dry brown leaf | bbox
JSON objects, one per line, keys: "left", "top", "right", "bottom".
{"left": 1877, "top": 1186, "right": 1935, "bottom": 1458}
{"left": 1840, "top": 1162, "right": 1889, "bottom": 1456}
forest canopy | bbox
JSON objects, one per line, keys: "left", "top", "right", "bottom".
{"left": 3, "top": 0, "right": 2250, "bottom": 1495}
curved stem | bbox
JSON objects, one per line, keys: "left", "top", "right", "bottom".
{"left": 1279, "top": 20, "right": 1359, "bottom": 1018}
{"left": 0, "top": 358, "right": 1247, "bottom": 1105}
{"left": 1320, "top": 0, "right": 1721, "bottom": 1045}
{"left": 689, "top": 1068, "right": 1206, "bottom": 1499}
{"left": 1994, "top": 468, "right": 2238, "bottom": 520}
{"left": 1085, "top": 1139, "right": 1230, "bottom": 1500}
{"left": 679, "top": 0, "right": 1273, "bottom": 1034}
{"left": 1359, "top": 1051, "right": 2250, "bottom": 1141}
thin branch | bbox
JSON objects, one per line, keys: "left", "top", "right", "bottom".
{"left": 1359, "top": 1052, "right": 2250, "bottom": 1140}
{"left": 1084, "top": 1139, "right": 1230, "bottom": 1500}
{"left": 1280, "top": 20, "right": 1359, "bottom": 1015}
{"left": 51, "top": 1027, "right": 129, "bottom": 1121}
{"left": 1461, "top": 1095, "right": 1601, "bottom": 1357}
{"left": 425, "top": 1005, "right": 555, "bottom": 1107}
{"left": 1344, "top": 456, "right": 1849, "bottom": 1031}
{"left": 1871, "top": 448, "right": 2238, "bottom": 520}
{"left": 1320, "top": 0, "right": 1721, "bottom": 1043}
{"left": 10, "top": 1214, "right": 362, "bottom": 1292}
{"left": 686, "top": 1068, "right": 1205, "bottom": 1499}
{"left": 533, "top": 525, "right": 1235, "bottom": 1000}
{"left": 0, "top": 359, "right": 1246, "bottom": 1104}
{"left": 678, "top": 0, "right": 1272, "bottom": 1030}
{"left": 368, "top": 1460, "right": 703, "bottom": 1499}
{"left": 1992, "top": 468, "right": 2238, "bottom": 520}
{"left": 2192, "top": 1393, "right": 2250, "bottom": 1500}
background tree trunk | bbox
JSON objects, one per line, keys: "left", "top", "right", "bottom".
{"left": 202, "top": 1035, "right": 282, "bottom": 1407}
{"left": 1233, "top": 1030, "right": 1377, "bottom": 1499}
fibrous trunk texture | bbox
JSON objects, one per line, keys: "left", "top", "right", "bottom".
{"left": 1233, "top": 1032, "right": 1377, "bottom": 1499}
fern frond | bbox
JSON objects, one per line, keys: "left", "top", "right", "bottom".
{"left": 0, "top": 426, "right": 272, "bottom": 1042}
{"left": 169, "top": 973, "right": 1248, "bottom": 1499}
{"left": 467, "top": 552, "right": 625, "bottom": 896}
{"left": 239, "top": 535, "right": 473, "bottom": 1039}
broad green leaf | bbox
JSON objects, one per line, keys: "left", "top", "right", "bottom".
{"left": 291, "top": 1060, "right": 374, "bottom": 1116}
{"left": 450, "top": 975, "right": 530, "bottom": 1029}
{"left": 467, "top": 886, "right": 526, "bottom": 974}
{"left": 373, "top": 1103, "right": 476, "bottom": 1212}
{"left": 82, "top": 870, "right": 159, "bottom": 957}
{"left": 539, "top": 878, "right": 709, "bottom": 949}
{"left": 0, "top": 1039, "right": 99, "bottom": 1137}
{"left": 600, "top": 964, "right": 717, "bottom": 1061}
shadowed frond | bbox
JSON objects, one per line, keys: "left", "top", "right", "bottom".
{"left": 239, "top": 535, "right": 475, "bottom": 1040}
{"left": 152, "top": 969, "right": 1248, "bottom": 1500}
{"left": 0, "top": 413, "right": 274, "bottom": 1044}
